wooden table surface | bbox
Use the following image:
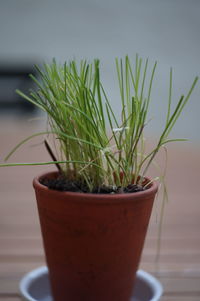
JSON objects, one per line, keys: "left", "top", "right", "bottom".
{"left": 0, "top": 119, "right": 200, "bottom": 301}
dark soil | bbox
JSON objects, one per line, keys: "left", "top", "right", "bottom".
{"left": 40, "top": 176, "right": 145, "bottom": 194}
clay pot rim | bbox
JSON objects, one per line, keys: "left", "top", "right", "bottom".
{"left": 33, "top": 171, "right": 158, "bottom": 203}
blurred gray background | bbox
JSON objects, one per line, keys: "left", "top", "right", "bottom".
{"left": 0, "top": 0, "right": 199, "bottom": 141}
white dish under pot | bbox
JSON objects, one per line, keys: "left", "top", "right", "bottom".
{"left": 20, "top": 266, "right": 163, "bottom": 301}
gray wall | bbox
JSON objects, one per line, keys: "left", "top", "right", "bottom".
{"left": 1, "top": 0, "right": 200, "bottom": 141}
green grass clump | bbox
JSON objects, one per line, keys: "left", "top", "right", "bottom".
{"left": 1, "top": 55, "right": 198, "bottom": 192}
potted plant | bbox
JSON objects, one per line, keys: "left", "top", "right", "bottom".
{"left": 0, "top": 55, "right": 198, "bottom": 301}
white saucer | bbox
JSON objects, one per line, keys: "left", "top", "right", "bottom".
{"left": 20, "top": 266, "right": 163, "bottom": 301}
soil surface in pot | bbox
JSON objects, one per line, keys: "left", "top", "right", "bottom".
{"left": 40, "top": 175, "right": 146, "bottom": 194}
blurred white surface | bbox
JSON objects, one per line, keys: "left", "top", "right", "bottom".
{"left": 0, "top": 0, "right": 199, "bottom": 141}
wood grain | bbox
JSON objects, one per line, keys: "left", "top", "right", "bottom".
{"left": 0, "top": 119, "right": 200, "bottom": 301}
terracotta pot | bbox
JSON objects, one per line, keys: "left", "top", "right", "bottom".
{"left": 33, "top": 171, "right": 158, "bottom": 301}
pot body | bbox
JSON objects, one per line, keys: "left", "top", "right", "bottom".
{"left": 33, "top": 171, "right": 158, "bottom": 301}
